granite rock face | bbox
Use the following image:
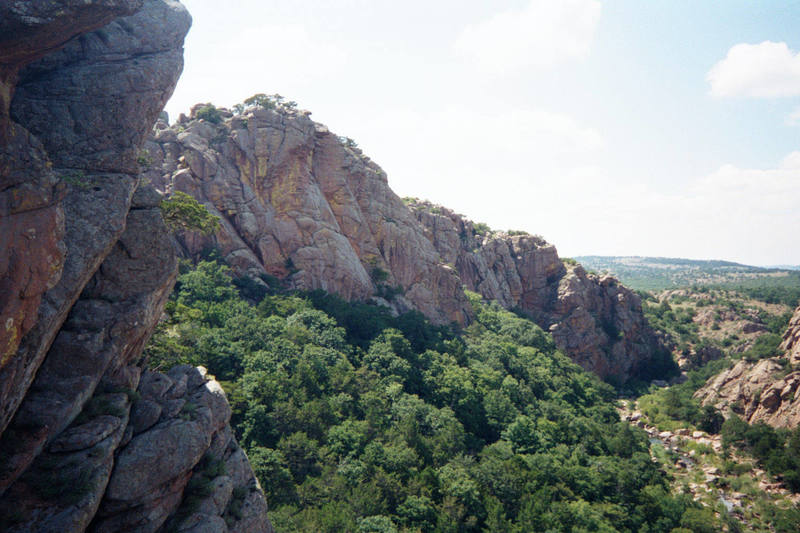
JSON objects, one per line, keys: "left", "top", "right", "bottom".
{"left": 781, "top": 304, "right": 800, "bottom": 365}
{"left": 409, "top": 201, "right": 663, "bottom": 379}
{"left": 143, "top": 106, "right": 472, "bottom": 326}
{"left": 1, "top": 0, "right": 190, "bottom": 436}
{"left": 146, "top": 107, "right": 665, "bottom": 380}
{"left": 695, "top": 305, "right": 800, "bottom": 429}
{"left": 0, "top": 1, "right": 272, "bottom": 531}
{"left": 1, "top": 367, "right": 269, "bottom": 533}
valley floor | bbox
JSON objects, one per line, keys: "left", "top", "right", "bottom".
{"left": 620, "top": 400, "right": 800, "bottom": 532}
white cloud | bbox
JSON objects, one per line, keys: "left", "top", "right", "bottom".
{"left": 558, "top": 153, "right": 800, "bottom": 264}
{"left": 358, "top": 98, "right": 799, "bottom": 264}
{"left": 786, "top": 106, "right": 800, "bottom": 126}
{"left": 707, "top": 41, "right": 800, "bottom": 98}
{"left": 360, "top": 104, "right": 603, "bottom": 197}
{"left": 166, "top": 24, "right": 347, "bottom": 117}
{"left": 452, "top": 0, "right": 601, "bottom": 73}
{"left": 692, "top": 152, "right": 800, "bottom": 214}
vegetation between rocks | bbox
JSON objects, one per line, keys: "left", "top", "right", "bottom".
{"left": 145, "top": 259, "right": 722, "bottom": 532}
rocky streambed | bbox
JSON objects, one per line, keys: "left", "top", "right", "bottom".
{"left": 620, "top": 401, "right": 799, "bottom": 528}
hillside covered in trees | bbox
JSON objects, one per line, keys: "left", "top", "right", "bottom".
{"left": 143, "top": 259, "right": 732, "bottom": 532}
{"left": 575, "top": 257, "right": 800, "bottom": 296}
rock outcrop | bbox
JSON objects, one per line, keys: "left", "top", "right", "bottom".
{"left": 408, "top": 200, "right": 664, "bottom": 379}
{"left": 695, "top": 305, "right": 800, "bottom": 428}
{"left": 1, "top": 366, "right": 268, "bottom": 533}
{"left": 144, "top": 104, "right": 666, "bottom": 380}
{"left": 782, "top": 304, "right": 800, "bottom": 364}
{"left": 143, "top": 105, "right": 472, "bottom": 326}
{"left": 0, "top": 1, "right": 272, "bottom": 531}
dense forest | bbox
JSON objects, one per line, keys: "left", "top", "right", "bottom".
{"left": 145, "top": 259, "right": 727, "bottom": 532}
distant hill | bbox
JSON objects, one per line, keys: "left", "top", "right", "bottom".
{"left": 574, "top": 255, "right": 800, "bottom": 296}
{"left": 768, "top": 265, "right": 800, "bottom": 271}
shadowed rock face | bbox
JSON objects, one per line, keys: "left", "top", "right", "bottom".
{"left": 0, "top": 1, "right": 272, "bottom": 531}
{"left": 145, "top": 107, "right": 666, "bottom": 380}
{"left": 1, "top": 0, "right": 189, "bottom": 437}
{"left": 695, "top": 305, "right": 800, "bottom": 429}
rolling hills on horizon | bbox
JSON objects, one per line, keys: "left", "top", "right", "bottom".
{"left": 574, "top": 255, "right": 800, "bottom": 294}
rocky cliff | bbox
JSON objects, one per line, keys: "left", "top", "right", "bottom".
{"left": 783, "top": 304, "right": 800, "bottom": 364}
{"left": 0, "top": 1, "right": 271, "bottom": 531}
{"left": 695, "top": 304, "right": 800, "bottom": 428}
{"left": 144, "top": 103, "right": 666, "bottom": 380}
{"left": 408, "top": 200, "right": 664, "bottom": 379}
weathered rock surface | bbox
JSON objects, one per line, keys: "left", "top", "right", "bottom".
{"left": 146, "top": 111, "right": 665, "bottom": 379}
{"left": 695, "top": 305, "right": 800, "bottom": 428}
{"left": 1, "top": 0, "right": 189, "bottom": 436}
{"left": 0, "top": 1, "right": 272, "bottom": 531}
{"left": 143, "top": 107, "right": 472, "bottom": 326}
{"left": 91, "top": 366, "right": 269, "bottom": 533}
{"left": 408, "top": 201, "right": 665, "bottom": 379}
{"left": 1, "top": 367, "right": 269, "bottom": 533}
{"left": 782, "top": 304, "right": 800, "bottom": 366}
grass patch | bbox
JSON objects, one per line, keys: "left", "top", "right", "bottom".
{"left": 26, "top": 455, "right": 95, "bottom": 505}
{"left": 225, "top": 486, "right": 248, "bottom": 525}
{"left": 74, "top": 394, "right": 127, "bottom": 425}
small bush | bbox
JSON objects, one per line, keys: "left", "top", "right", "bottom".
{"left": 195, "top": 104, "right": 223, "bottom": 124}
{"left": 62, "top": 170, "right": 90, "bottom": 189}
{"left": 370, "top": 266, "right": 389, "bottom": 283}
{"left": 339, "top": 136, "right": 359, "bottom": 149}
{"left": 472, "top": 222, "right": 491, "bottom": 235}
{"left": 160, "top": 191, "right": 220, "bottom": 235}
{"left": 137, "top": 149, "right": 153, "bottom": 170}
{"left": 225, "top": 486, "right": 248, "bottom": 524}
{"left": 234, "top": 93, "right": 299, "bottom": 115}
{"left": 741, "top": 333, "right": 782, "bottom": 362}
{"left": 74, "top": 394, "right": 127, "bottom": 425}
{"left": 27, "top": 456, "right": 95, "bottom": 505}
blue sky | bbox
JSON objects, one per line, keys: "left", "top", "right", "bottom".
{"left": 166, "top": 0, "right": 800, "bottom": 265}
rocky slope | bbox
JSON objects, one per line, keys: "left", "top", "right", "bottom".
{"left": 143, "top": 105, "right": 472, "bottom": 326}
{"left": 408, "top": 200, "right": 664, "bottom": 379}
{"left": 0, "top": 1, "right": 271, "bottom": 531}
{"left": 143, "top": 103, "right": 665, "bottom": 380}
{"left": 695, "top": 304, "right": 800, "bottom": 428}
{"left": 783, "top": 304, "right": 800, "bottom": 363}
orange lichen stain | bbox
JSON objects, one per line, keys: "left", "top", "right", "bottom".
{"left": 257, "top": 156, "right": 268, "bottom": 178}
{"left": 1, "top": 311, "right": 23, "bottom": 368}
{"left": 269, "top": 162, "right": 302, "bottom": 212}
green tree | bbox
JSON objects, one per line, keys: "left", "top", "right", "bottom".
{"left": 248, "top": 447, "right": 296, "bottom": 505}
{"left": 160, "top": 191, "right": 220, "bottom": 235}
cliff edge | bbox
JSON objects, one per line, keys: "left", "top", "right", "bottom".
{"left": 143, "top": 102, "right": 667, "bottom": 381}
{"left": 0, "top": 2, "right": 271, "bottom": 531}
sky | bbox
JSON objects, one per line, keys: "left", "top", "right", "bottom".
{"left": 165, "top": 0, "right": 800, "bottom": 266}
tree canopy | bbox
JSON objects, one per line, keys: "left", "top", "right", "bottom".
{"left": 146, "top": 259, "right": 721, "bottom": 532}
